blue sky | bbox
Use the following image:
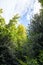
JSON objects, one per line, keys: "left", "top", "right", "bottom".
{"left": 0, "top": 0, "right": 41, "bottom": 26}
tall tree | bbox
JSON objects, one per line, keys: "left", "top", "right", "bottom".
{"left": 0, "top": 9, "right": 18, "bottom": 65}
{"left": 27, "top": 9, "right": 43, "bottom": 65}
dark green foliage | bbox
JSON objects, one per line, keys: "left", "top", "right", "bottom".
{"left": 27, "top": 9, "right": 43, "bottom": 65}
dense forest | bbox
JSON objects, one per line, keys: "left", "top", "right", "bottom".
{"left": 0, "top": 0, "right": 43, "bottom": 65}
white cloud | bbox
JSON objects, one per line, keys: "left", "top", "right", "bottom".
{"left": 0, "top": 0, "right": 41, "bottom": 24}
{"left": 14, "top": 0, "right": 32, "bottom": 14}
{"left": 27, "top": 0, "right": 41, "bottom": 21}
{"left": 0, "top": 0, "right": 17, "bottom": 23}
{"left": 33, "top": 0, "right": 41, "bottom": 14}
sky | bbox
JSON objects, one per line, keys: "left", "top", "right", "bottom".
{"left": 0, "top": 0, "right": 41, "bottom": 26}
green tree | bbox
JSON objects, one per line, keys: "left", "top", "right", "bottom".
{"left": 13, "top": 25, "right": 27, "bottom": 64}
{"left": 27, "top": 9, "right": 43, "bottom": 65}
{"left": 17, "top": 24, "right": 27, "bottom": 46}
{"left": 7, "top": 14, "right": 19, "bottom": 46}
{"left": 0, "top": 9, "right": 27, "bottom": 65}
{"left": 0, "top": 9, "right": 18, "bottom": 65}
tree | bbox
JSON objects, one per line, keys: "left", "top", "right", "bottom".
{"left": 27, "top": 9, "right": 43, "bottom": 65}
{"left": 0, "top": 9, "right": 18, "bottom": 65}
{"left": 7, "top": 14, "right": 20, "bottom": 45}
{"left": 0, "top": 9, "right": 27, "bottom": 65}
{"left": 17, "top": 24, "right": 27, "bottom": 46}
{"left": 14, "top": 24, "right": 27, "bottom": 63}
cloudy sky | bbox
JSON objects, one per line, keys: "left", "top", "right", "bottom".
{"left": 0, "top": 0, "right": 41, "bottom": 26}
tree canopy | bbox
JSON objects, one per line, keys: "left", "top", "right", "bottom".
{"left": 0, "top": 0, "right": 43, "bottom": 64}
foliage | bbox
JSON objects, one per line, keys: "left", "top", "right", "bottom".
{"left": 0, "top": 9, "right": 27, "bottom": 65}
{"left": 0, "top": 7, "right": 43, "bottom": 65}
{"left": 39, "top": 50, "right": 43, "bottom": 64}
{"left": 17, "top": 24, "right": 27, "bottom": 45}
{"left": 17, "top": 57, "right": 39, "bottom": 65}
{"left": 0, "top": 9, "right": 3, "bottom": 14}
{"left": 27, "top": 9, "right": 43, "bottom": 65}
{"left": 39, "top": 0, "right": 43, "bottom": 6}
